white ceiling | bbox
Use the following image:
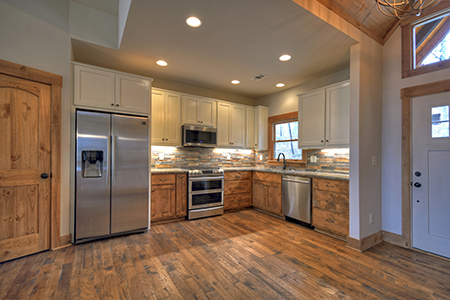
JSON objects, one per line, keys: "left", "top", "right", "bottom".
{"left": 71, "top": 0, "right": 357, "bottom": 98}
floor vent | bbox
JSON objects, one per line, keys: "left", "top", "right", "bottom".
{"left": 251, "top": 74, "right": 267, "bottom": 81}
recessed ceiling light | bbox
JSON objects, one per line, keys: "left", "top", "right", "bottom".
{"left": 276, "top": 83, "right": 285, "bottom": 88}
{"left": 186, "top": 17, "right": 201, "bottom": 27}
{"left": 231, "top": 80, "right": 240, "bottom": 85}
{"left": 156, "top": 60, "right": 168, "bottom": 66}
{"left": 279, "top": 54, "right": 291, "bottom": 61}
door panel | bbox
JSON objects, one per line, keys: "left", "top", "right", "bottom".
{"left": 217, "top": 103, "right": 231, "bottom": 146}
{"left": 151, "top": 185, "right": 176, "bottom": 220}
{"left": 0, "top": 74, "right": 51, "bottom": 262}
{"left": 412, "top": 92, "right": 450, "bottom": 258}
{"left": 266, "top": 183, "right": 282, "bottom": 215}
{"left": 75, "top": 111, "right": 111, "bottom": 241}
{"left": 111, "top": 114, "right": 149, "bottom": 234}
{"left": 252, "top": 181, "right": 265, "bottom": 209}
{"left": 151, "top": 90, "right": 165, "bottom": 144}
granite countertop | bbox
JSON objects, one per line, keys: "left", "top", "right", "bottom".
{"left": 151, "top": 167, "right": 349, "bottom": 180}
{"left": 151, "top": 168, "right": 188, "bottom": 174}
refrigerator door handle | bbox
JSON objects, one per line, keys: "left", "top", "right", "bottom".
{"left": 107, "top": 135, "right": 111, "bottom": 188}
{"left": 112, "top": 135, "right": 116, "bottom": 187}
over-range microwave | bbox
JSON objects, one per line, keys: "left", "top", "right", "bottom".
{"left": 182, "top": 125, "right": 217, "bottom": 147}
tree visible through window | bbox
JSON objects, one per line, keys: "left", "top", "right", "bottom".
{"left": 274, "top": 121, "right": 302, "bottom": 160}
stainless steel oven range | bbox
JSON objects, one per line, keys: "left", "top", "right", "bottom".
{"left": 188, "top": 169, "right": 224, "bottom": 220}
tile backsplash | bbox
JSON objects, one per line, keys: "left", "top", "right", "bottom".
{"left": 152, "top": 146, "right": 349, "bottom": 173}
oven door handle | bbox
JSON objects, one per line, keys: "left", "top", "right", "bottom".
{"left": 189, "top": 177, "right": 224, "bottom": 181}
{"left": 190, "top": 189, "right": 223, "bottom": 195}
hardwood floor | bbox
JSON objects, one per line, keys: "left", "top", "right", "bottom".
{"left": 1, "top": 209, "right": 450, "bottom": 299}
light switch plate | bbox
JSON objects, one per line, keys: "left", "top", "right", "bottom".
{"left": 372, "top": 156, "right": 378, "bottom": 166}
{"left": 227, "top": 154, "right": 231, "bottom": 160}
{"left": 158, "top": 153, "right": 164, "bottom": 160}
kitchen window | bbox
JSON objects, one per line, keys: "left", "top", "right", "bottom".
{"left": 268, "top": 112, "right": 306, "bottom": 164}
{"left": 274, "top": 121, "right": 302, "bottom": 159}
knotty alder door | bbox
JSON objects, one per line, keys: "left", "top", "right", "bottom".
{"left": 0, "top": 73, "right": 51, "bottom": 262}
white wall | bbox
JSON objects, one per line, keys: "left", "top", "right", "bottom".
{"left": 0, "top": 0, "right": 72, "bottom": 236}
{"left": 382, "top": 28, "right": 450, "bottom": 235}
{"left": 256, "top": 69, "right": 349, "bottom": 116}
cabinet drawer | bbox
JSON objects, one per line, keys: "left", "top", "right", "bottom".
{"left": 224, "top": 180, "right": 252, "bottom": 195}
{"left": 224, "top": 193, "right": 252, "bottom": 210}
{"left": 152, "top": 174, "right": 176, "bottom": 185}
{"left": 313, "top": 178, "right": 349, "bottom": 194}
{"left": 312, "top": 208, "right": 348, "bottom": 237}
{"left": 313, "top": 190, "right": 349, "bottom": 214}
{"left": 253, "top": 172, "right": 281, "bottom": 184}
{"left": 225, "top": 171, "right": 252, "bottom": 181}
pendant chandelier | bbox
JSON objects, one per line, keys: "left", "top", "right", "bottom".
{"left": 377, "top": 0, "right": 441, "bottom": 19}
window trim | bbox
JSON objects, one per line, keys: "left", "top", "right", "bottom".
{"left": 401, "top": 1, "right": 450, "bottom": 78}
{"left": 268, "top": 112, "right": 307, "bottom": 165}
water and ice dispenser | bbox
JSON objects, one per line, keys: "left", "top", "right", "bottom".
{"left": 82, "top": 151, "right": 104, "bottom": 178}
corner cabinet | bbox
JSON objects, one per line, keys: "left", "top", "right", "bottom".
{"left": 298, "top": 81, "right": 349, "bottom": 149}
{"left": 181, "top": 95, "right": 217, "bottom": 127}
{"left": 151, "top": 89, "right": 181, "bottom": 146}
{"left": 217, "top": 102, "right": 246, "bottom": 148}
{"left": 73, "top": 64, "right": 151, "bottom": 115}
{"left": 254, "top": 106, "right": 269, "bottom": 150}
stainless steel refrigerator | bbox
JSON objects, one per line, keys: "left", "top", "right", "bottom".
{"left": 73, "top": 110, "right": 149, "bottom": 244}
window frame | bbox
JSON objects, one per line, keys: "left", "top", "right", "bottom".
{"left": 402, "top": 2, "right": 450, "bottom": 78}
{"left": 268, "top": 112, "right": 307, "bottom": 166}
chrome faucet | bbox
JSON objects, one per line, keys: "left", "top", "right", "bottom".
{"left": 277, "top": 152, "right": 287, "bottom": 170}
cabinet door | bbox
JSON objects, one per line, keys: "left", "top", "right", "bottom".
{"left": 246, "top": 107, "right": 255, "bottom": 149}
{"left": 252, "top": 181, "right": 266, "bottom": 210}
{"left": 115, "top": 74, "right": 150, "bottom": 114}
{"left": 199, "top": 99, "right": 217, "bottom": 127}
{"left": 151, "top": 90, "right": 166, "bottom": 145}
{"left": 181, "top": 96, "right": 200, "bottom": 125}
{"left": 254, "top": 106, "right": 269, "bottom": 150}
{"left": 73, "top": 65, "right": 115, "bottom": 109}
{"left": 298, "top": 90, "right": 326, "bottom": 148}
{"left": 165, "top": 92, "right": 181, "bottom": 146}
{"left": 230, "top": 105, "right": 245, "bottom": 148}
{"left": 151, "top": 184, "right": 176, "bottom": 221}
{"left": 175, "top": 174, "right": 187, "bottom": 218}
{"left": 326, "top": 83, "right": 350, "bottom": 147}
{"left": 266, "top": 183, "right": 282, "bottom": 215}
{"left": 217, "top": 103, "right": 231, "bottom": 147}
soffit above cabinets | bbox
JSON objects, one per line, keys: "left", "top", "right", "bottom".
{"left": 71, "top": 0, "right": 357, "bottom": 98}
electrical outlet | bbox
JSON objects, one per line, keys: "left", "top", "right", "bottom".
{"left": 369, "top": 213, "right": 374, "bottom": 224}
{"left": 227, "top": 154, "right": 231, "bottom": 160}
{"left": 372, "top": 156, "right": 378, "bottom": 166}
{"left": 310, "top": 156, "right": 317, "bottom": 163}
{"left": 259, "top": 155, "right": 263, "bottom": 161}
{"left": 158, "top": 153, "right": 164, "bottom": 160}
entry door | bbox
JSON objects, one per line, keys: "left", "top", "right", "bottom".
{"left": 0, "top": 73, "right": 51, "bottom": 262}
{"left": 412, "top": 92, "right": 450, "bottom": 258}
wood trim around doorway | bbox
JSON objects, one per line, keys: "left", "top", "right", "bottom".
{"left": 0, "top": 59, "right": 62, "bottom": 249}
{"left": 401, "top": 78, "right": 450, "bottom": 248}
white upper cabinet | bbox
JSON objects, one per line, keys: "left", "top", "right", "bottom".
{"left": 73, "top": 64, "right": 152, "bottom": 115}
{"left": 217, "top": 102, "right": 245, "bottom": 147}
{"left": 73, "top": 65, "right": 115, "bottom": 109}
{"left": 245, "top": 107, "right": 255, "bottom": 149}
{"left": 254, "top": 106, "right": 269, "bottom": 151}
{"left": 181, "top": 96, "right": 217, "bottom": 127}
{"left": 298, "top": 81, "right": 349, "bottom": 149}
{"left": 115, "top": 74, "right": 150, "bottom": 113}
{"left": 151, "top": 89, "right": 181, "bottom": 146}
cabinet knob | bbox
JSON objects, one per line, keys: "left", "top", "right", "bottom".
{"left": 201, "top": 121, "right": 203, "bottom": 123}
{"left": 111, "top": 103, "right": 114, "bottom": 106}
{"left": 116, "top": 104, "right": 119, "bottom": 107}
{"left": 321, "top": 140, "right": 324, "bottom": 143}
{"left": 165, "top": 138, "right": 168, "bottom": 141}
{"left": 326, "top": 139, "right": 329, "bottom": 142}
{"left": 162, "top": 138, "right": 164, "bottom": 141}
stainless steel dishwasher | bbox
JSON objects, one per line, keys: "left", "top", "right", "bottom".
{"left": 282, "top": 175, "right": 311, "bottom": 224}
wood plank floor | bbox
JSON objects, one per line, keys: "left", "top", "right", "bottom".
{"left": 1, "top": 209, "right": 450, "bottom": 299}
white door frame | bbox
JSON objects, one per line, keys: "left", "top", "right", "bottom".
{"left": 400, "top": 79, "right": 450, "bottom": 249}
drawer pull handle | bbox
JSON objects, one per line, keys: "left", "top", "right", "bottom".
{"left": 160, "top": 179, "right": 167, "bottom": 181}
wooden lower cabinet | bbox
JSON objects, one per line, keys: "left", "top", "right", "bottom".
{"left": 252, "top": 172, "right": 282, "bottom": 217}
{"left": 312, "top": 178, "right": 349, "bottom": 238}
{"left": 224, "top": 171, "right": 252, "bottom": 211}
{"left": 151, "top": 173, "right": 187, "bottom": 223}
